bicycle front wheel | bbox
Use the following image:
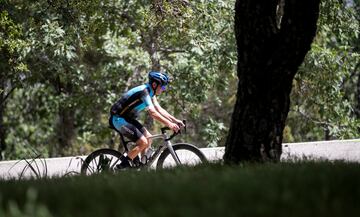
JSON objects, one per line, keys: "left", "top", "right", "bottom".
{"left": 156, "top": 143, "right": 207, "bottom": 169}
{"left": 81, "top": 148, "right": 124, "bottom": 175}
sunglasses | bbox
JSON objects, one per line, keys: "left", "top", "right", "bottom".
{"left": 161, "top": 85, "right": 167, "bottom": 91}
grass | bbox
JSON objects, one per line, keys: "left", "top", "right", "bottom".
{"left": 0, "top": 162, "right": 360, "bottom": 217}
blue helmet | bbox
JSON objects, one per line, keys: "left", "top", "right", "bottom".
{"left": 148, "top": 71, "right": 169, "bottom": 86}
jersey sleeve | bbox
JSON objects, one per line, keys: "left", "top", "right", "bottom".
{"left": 142, "top": 89, "right": 154, "bottom": 110}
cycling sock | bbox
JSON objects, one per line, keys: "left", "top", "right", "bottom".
{"left": 119, "top": 156, "right": 131, "bottom": 166}
{"left": 120, "top": 155, "right": 129, "bottom": 162}
{"left": 119, "top": 155, "right": 141, "bottom": 168}
{"left": 133, "top": 156, "right": 141, "bottom": 165}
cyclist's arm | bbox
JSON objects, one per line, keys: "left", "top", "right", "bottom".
{"left": 152, "top": 96, "right": 177, "bottom": 122}
{"left": 147, "top": 106, "right": 172, "bottom": 126}
{"left": 143, "top": 90, "right": 179, "bottom": 132}
{"left": 147, "top": 106, "right": 180, "bottom": 132}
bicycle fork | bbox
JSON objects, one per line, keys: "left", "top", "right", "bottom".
{"left": 165, "top": 141, "right": 182, "bottom": 165}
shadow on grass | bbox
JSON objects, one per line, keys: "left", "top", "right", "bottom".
{"left": 2, "top": 160, "right": 359, "bottom": 217}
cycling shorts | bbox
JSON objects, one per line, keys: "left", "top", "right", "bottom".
{"left": 111, "top": 115, "right": 146, "bottom": 142}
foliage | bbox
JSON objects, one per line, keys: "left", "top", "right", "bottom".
{"left": 201, "top": 117, "right": 227, "bottom": 147}
{"left": 0, "top": 8, "right": 28, "bottom": 76}
{"left": 1, "top": 0, "right": 236, "bottom": 159}
{"left": 287, "top": 0, "right": 360, "bottom": 141}
{"left": 0, "top": 8, "right": 28, "bottom": 97}
{"left": 1, "top": 0, "right": 360, "bottom": 159}
{"left": 0, "top": 188, "right": 53, "bottom": 217}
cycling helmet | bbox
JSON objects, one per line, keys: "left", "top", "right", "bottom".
{"left": 148, "top": 71, "right": 169, "bottom": 86}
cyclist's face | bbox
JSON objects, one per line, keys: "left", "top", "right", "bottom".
{"left": 151, "top": 82, "right": 167, "bottom": 95}
{"left": 155, "top": 84, "right": 165, "bottom": 95}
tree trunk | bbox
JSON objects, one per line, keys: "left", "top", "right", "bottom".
{"left": 324, "top": 128, "right": 331, "bottom": 141}
{"left": 356, "top": 66, "right": 360, "bottom": 137}
{"left": 53, "top": 76, "right": 76, "bottom": 156}
{"left": 142, "top": 30, "right": 161, "bottom": 130}
{"left": 0, "top": 79, "right": 5, "bottom": 160}
{"left": 224, "top": 0, "right": 320, "bottom": 163}
{"left": 356, "top": 65, "right": 360, "bottom": 119}
{"left": 57, "top": 104, "right": 75, "bottom": 155}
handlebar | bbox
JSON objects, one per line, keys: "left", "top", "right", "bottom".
{"left": 161, "top": 120, "right": 187, "bottom": 141}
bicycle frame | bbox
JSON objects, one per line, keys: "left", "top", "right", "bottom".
{"left": 145, "top": 132, "right": 182, "bottom": 167}
{"left": 120, "top": 130, "right": 182, "bottom": 168}
{"left": 81, "top": 120, "right": 207, "bottom": 174}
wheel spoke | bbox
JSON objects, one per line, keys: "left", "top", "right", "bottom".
{"left": 89, "top": 157, "right": 99, "bottom": 173}
{"left": 162, "top": 150, "right": 203, "bottom": 168}
{"left": 110, "top": 158, "right": 121, "bottom": 169}
{"left": 156, "top": 144, "right": 207, "bottom": 169}
{"left": 81, "top": 149, "right": 124, "bottom": 175}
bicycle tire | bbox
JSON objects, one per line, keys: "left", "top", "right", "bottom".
{"left": 81, "top": 148, "right": 124, "bottom": 175}
{"left": 156, "top": 143, "right": 207, "bottom": 169}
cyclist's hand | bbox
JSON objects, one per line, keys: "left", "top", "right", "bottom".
{"left": 174, "top": 119, "right": 185, "bottom": 128}
{"left": 168, "top": 122, "right": 180, "bottom": 133}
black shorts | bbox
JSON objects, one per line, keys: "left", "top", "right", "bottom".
{"left": 111, "top": 115, "right": 146, "bottom": 142}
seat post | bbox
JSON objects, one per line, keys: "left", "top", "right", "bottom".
{"left": 118, "top": 132, "right": 129, "bottom": 152}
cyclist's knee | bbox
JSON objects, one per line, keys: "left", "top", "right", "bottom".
{"left": 137, "top": 136, "right": 149, "bottom": 150}
{"left": 146, "top": 137, "right": 152, "bottom": 147}
{"left": 143, "top": 130, "right": 152, "bottom": 146}
{"left": 144, "top": 138, "right": 151, "bottom": 148}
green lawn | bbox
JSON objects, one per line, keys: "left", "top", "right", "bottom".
{"left": 1, "top": 162, "right": 359, "bottom": 217}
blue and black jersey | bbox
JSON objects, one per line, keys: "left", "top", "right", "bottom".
{"left": 110, "top": 83, "right": 155, "bottom": 119}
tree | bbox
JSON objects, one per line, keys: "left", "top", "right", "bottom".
{"left": 2, "top": 0, "right": 124, "bottom": 157}
{"left": 356, "top": 0, "right": 360, "bottom": 120}
{"left": 286, "top": 0, "right": 360, "bottom": 141}
{"left": 224, "top": 0, "right": 320, "bottom": 163}
{"left": 2, "top": 0, "right": 238, "bottom": 159}
{"left": 0, "top": 6, "right": 28, "bottom": 160}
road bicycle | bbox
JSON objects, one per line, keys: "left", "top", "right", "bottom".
{"left": 81, "top": 121, "right": 207, "bottom": 175}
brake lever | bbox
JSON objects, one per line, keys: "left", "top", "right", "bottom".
{"left": 165, "top": 120, "right": 186, "bottom": 141}
{"left": 161, "top": 127, "right": 170, "bottom": 134}
{"left": 165, "top": 131, "right": 178, "bottom": 141}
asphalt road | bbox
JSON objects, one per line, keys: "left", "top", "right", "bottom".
{"left": 0, "top": 139, "right": 359, "bottom": 179}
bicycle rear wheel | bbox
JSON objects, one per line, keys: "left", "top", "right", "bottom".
{"left": 81, "top": 148, "right": 124, "bottom": 175}
{"left": 156, "top": 143, "right": 207, "bottom": 169}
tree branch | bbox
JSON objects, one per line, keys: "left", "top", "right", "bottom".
{"left": 340, "top": 60, "right": 360, "bottom": 88}
{"left": 0, "top": 86, "right": 16, "bottom": 106}
{"left": 292, "top": 108, "right": 349, "bottom": 130}
{"left": 159, "top": 48, "right": 186, "bottom": 54}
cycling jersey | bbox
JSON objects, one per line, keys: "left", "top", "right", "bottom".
{"left": 109, "top": 83, "right": 155, "bottom": 142}
{"left": 110, "top": 83, "right": 155, "bottom": 119}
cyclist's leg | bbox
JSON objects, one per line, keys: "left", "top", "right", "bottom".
{"left": 112, "top": 115, "right": 143, "bottom": 158}
{"left": 127, "top": 135, "right": 148, "bottom": 159}
{"left": 125, "top": 119, "right": 152, "bottom": 159}
{"left": 112, "top": 116, "right": 154, "bottom": 167}
{"left": 140, "top": 128, "right": 153, "bottom": 157}
{"left": 111, "top": 115, "right": 127, "bottom": 131}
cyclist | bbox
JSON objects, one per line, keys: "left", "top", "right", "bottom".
{"left": 109, "top": 71, "right": 184, "bottom": 169}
